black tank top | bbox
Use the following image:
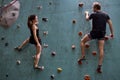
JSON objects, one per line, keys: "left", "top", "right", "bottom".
{"left": 29, "top": 25, "right": 42, "bottom": 45}
{"left": 30, "top": 27, "right": 39, "bottom": 38}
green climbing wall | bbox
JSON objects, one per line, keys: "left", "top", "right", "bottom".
{"left": 0, "top": 0, "right": 120, "bottom": 80}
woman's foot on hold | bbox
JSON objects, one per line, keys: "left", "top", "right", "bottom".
{"left": 78, "top": 56, "right": 86, "bottom": 64}
{"left": 34, "top": 65, "right": 44, "bottom": 70}
{"left": 96, "top": 65, "right": 102, "bottom": 73}
{"left": 14, "top": 46, "right": 22, "bottom": 51}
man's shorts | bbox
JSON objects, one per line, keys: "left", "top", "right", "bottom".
{"left": 88, "top": 30, "right": 106, "bottom": 40}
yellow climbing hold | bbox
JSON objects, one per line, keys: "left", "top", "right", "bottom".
{"left": 57, "top": 68, "right": 62, "bottom": 73}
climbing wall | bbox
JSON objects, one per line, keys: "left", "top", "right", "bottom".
{"left": 0, "top": 0, "right": 120, "bottom": 80}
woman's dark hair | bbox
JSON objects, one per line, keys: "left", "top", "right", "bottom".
{"left": 27, "top": 14, "right": 36, "bottom": 28}
{"left": 93, "top": 2, "right": 101, "bottom": 10}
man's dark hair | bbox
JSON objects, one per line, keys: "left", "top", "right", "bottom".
{"left": 93, "top": 2, "right": 101, "bottom": 10}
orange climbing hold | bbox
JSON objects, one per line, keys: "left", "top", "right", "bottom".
{"left": 78, "top": 59, "right": 82, "bottom": 65}
{"left": 92, "top": 51, "right": 97, "bottom": 56}
{"left": 84, "top": 75, "right": 91, "bottom": 80}
{"left": 104, "top": 36, "right": 109, "bottom": 40}
{"left": 78, "top": 31, "right": 83, "bottom": 36}
{"left": 85, "top": 43, "right": 90, "bottom": 48}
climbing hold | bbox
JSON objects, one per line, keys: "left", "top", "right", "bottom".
{"left": 78, "top": 59, "right": 82, "bottom": 65}
{"left": 92, "top": 51, "right": 97, "bottom": 56}
{"left": 72, "top": 45, "right": 76, "bottom": 49}
{"left": 84, "top": 74, "right": 91, "bottom": 80}
{"left": 72, "top": 19, "right": 76, "bottom": 24}
{"left": 42, "top": 18, "right": 48, "bottom": 22}
{"left": 43, "top": 43, "right": 48, "bottom": 48}
{"left": 49, "top": 2, "right": 52, "bottom": 5}
{"left": 34, "top": 66, "right": 44, "bottom": 70}
{"left": 6, "top": 73, "right": 8, "bottom": 77}
{"left": 50, "top": 74, "right": 55, "bottom": 79}
{"left": 16, "top": 60, "right": 21, "bottom": 65}
{"left": 12, "top": 13, "right": 16, "bottom": 16}
{"left": 1, "top": 36, "right": 5, "bottom": 40}
{"left": 51, "top": 51, "right": 56, "bottom": 56}
{"left": 43, "top": 31, "right": 48, "bottom": 35}
{"left": 14, "top": 46, "right": 22, "bottom": 51}
{"left": 78, "top": 31, "right": 83, "bottom": 36}
{"left": 5, "top": 42, "right": 9, "bottom": 47}
{"left": 16, "top": 24, "right": 20, "bottom": 28}
{"left": 37, "top": 5, "right": 42, "bottom": 10}
{"left": 96, "top": 67, "right": 102, "bottom": 73}
{"left": 85, "top": 43, "right": 90, "bottom": 48}
{"left": 110, "top": 34, "right": 113, "bottom": 38}
{"left": 79, "top": 2, "right": 84, "bottom": 7}
{"left": 40, "top": 66, "right": 44, "bottom": 70}
{"left": 78, "top": 56, "right": 86, "bottom": 65}
{"left": 57, "top": 68, "right": 62, "bottom": 73}
{"left": 104, "top": 36, "right": 109, "bottom": 40}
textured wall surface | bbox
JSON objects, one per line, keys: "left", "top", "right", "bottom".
{"left": 0, "top": 0, "right": 120, "bottom": 80}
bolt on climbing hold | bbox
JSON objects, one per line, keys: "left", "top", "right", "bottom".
{"left": 78, "top": 59, "right": 82, "bottom": 65}
{"left": 43, "top": 43, "right": 48, "bottom": 48}
{"left": 43, "top": 31, "right": 48, "bottom": 35}
{"left": 51, "top": 51, "right": 56, "bottom": 56}
{"left": 78, "top": 56, "right": 86, "bottom": 65}
{"left": 5, "top": 42, "right": 9, "bottom": 47}
{"left": 16, "top": 24, "right": 20, "bottom": 28}
{"left": 104, "top": 36, "right": 109, "bottom": 40}
{"left": 40, "top": 66, "right": 44, "bottom": 70}
{"left": 85, "top": 43, "right": 90, "bottom": 48}
{"left": 72, "top": 19, "right": 76, "bottom": 24}
{"left": 6, "top": 73, "right": 8, "bottom": 77}
{"left": 50, "top": 74, "right": 55, "bottom": 79}
{"left": 1, "top": 36, "right": 5, "bottom": 40}
{"left": 42, "top": 18, "right": 48, "bottom": 22}
{"left": 37, "top": 5, "right": 42, "bottom": 10}
{"left": 78, "top": 31, "right": 83, "bottom": 36}
{"left": 16, "top": 60, "right": 21, "bottom": 65}
{"left": 34, "top": 66, "right": 44, "bottom": 70}
{"left": 92, "top": 51, "right": 97, "bottom": 56}
{"left": 84, "top": 74, "right": 91, "bottom": 80}
{"left": 49, "top": 2, "right": 52, "bottom": 5}
{"left": 57, "top": 68, "right": 62, "bottom": 73}
{"left": 12, "top": 13, "right": 16, "bottom": 16}
{"left": 79, "top": 2, "right": 84, "bottom": 7}
{"left": 72, "top": 45, "right": 76, "bottom": 49}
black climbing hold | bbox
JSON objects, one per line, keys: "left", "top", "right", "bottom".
{"left": 5, "top": 42, "right": 9, "bottom": 47}
{"left": 51, "top": 52, "right": 56, "bottom": 56}
{"left": 37, "top": 6, "right": 42, "bottom": 10}
{"left": 49, "top": 2, "right": 52, "bottom": 5}
{"left": 12, "top": 13, "right": 16, "bottom": 16}
{"left": 6, "top": 74, "right": 8, "bottom": 77}
{"left": 16, "top": 24, "right": 20, "bottom": 28}
{"left": 78, "top": 2, "right": 84, "bottom": 7}
{"left": 42, "top": 18, "right": 48, "bottom": 22}
{"left": 1, "top": 36, "right": 5, "bottom": 40}
{"left": 50, "top": 74, "right": 55, "bottom": 79}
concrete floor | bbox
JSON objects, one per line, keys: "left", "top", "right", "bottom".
{"left": 0, "top": 0, "right": 120, "bottom": 80}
